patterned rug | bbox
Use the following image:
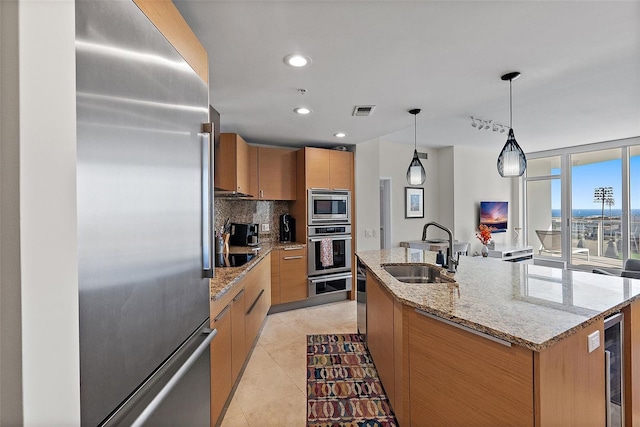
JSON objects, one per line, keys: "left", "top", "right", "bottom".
{"left": 307, "top": 334, "right": 398, "bottom": 427}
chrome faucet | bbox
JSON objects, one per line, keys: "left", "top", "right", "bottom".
{"left": 422, "top": 221, "right": 458, "bottom": 273}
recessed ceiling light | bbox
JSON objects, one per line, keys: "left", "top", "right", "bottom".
{"left": 334, "top": 132, "right": 347, "bottom": 138}
{"left": 284, "top": 54, "right": 311, "bottom": 67}
{"left": 294, "top": 107, "right": 312, "bottom": 115}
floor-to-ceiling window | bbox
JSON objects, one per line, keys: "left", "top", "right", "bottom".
{"left": 525, "top": 139, "right": 640, "bottom": 270}
{"left": 525, "top": 156, "right": 562, "bottom": 259}
{"left": 570, "top": 148, "right": 622, "bottom": 268}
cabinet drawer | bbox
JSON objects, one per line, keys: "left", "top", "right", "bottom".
{"left": 280, "top": 250, "right": 307, "bottom": 304}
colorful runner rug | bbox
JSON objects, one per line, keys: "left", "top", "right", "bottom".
{"left": 307, "top": 334, "right": 398, "bottom": 427}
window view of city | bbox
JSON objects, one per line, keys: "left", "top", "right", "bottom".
{"left": 527, "top": 145, "right": 639, "bottom": 270}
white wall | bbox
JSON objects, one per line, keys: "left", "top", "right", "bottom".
{"left": 436, "top": 147, "right": 455, "bottom": 231}
{"left": 378, "top": 139, "right": 439, "bottom": 247}
{"left": 452, "top": 146, "right": 515, "bottom": 254}
{"left": 1, "top": 1, "right": 23, "bottom": 424}
{"left": 354, "top": 138, "right": 381, "bottom": 251}
{"left": 18, "top": 1, "right": 80, "bottom": 425}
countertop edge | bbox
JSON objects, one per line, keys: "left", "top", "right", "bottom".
{"left": 358, "top": 250, "right": 640, "bottom": 352}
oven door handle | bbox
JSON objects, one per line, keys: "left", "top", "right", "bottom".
{"left": 309, "top": 273, "right": 353, "bottom": 283}
{"left": 309, "top": 236, "right": 352, "bottom": 242}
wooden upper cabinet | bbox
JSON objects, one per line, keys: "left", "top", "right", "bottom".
{"left": 215, "top": 133, "right": 252, "bottom": 195}
{"left": 247, "top": 145, "right": 259, "bottom": 200}
{"left": 329, "top": 150, "right": 353, "bottom": 190}
{"left": 304, "top": 147, "right": 331, "bottom": 189}
{"left": 303, "top": 147, "right": 353, "bottom": 191}
{"left": 258, "top": 147, "right": 296, "bottom": 200}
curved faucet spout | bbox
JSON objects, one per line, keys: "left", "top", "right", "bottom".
{"left": 422, "top": 222, "right": 457, "bottom": 273}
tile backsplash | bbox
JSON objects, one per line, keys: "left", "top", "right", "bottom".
{"left": 214, "top": 198, "right": 290, "bottom": 243}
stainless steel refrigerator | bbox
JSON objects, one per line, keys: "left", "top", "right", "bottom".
{"left": 76, "top": 1, "right": 213, "bottom": 425}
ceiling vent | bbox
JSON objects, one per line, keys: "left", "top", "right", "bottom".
{"left": 352, "top": 105, "right": 376, "bottom": 117}
{"left": 417, "top": 152, "right": 428, "bottom": 160}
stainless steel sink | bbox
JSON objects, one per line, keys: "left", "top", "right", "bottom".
{"left": 382, "top": 265, "right": 443, "bottom": 284}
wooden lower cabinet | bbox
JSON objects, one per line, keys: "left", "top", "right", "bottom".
{"left": 210, "top": 254, "right": 271, "bottom": 426}
{"left": 230, "top": 288, "right": 246, "bottom": 382}
{"left": 210, "top": 302, "right": 232, "bottom": 426}
{"left": 244, "top": 254, "right": 271, "bottom": 351}
{"left": 271, "top": 246, "right": 307, "bottom": 305}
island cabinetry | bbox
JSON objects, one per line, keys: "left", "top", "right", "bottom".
{"left": 271, "top": 246, "right": 307, "bottom": 305}
{"left": 365, "top": 272, "right": 406, "bottom": 423}
{"left": 302, "top": 147, "right": 353, "bottom": 191}
{"left": 623, "top": 299, "right": 640, "bottom": 424}
{"left": 216, "top": 133, "right": 251, "bottom": 195}
{"left": 257, "top": 147, "right": 296, "bottom": 200}
{"left": 534, "top": 321, "right": 605, "bottom": 426}
{"left": 408, "top": 307, "right": 534, "bottom": 426}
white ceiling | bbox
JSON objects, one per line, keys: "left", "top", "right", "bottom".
{"left": 174, "top": 1, "right": 640, "bottom": 154}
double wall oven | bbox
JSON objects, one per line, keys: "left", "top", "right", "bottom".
{"left": 307, "top": 190, "right": 352, "bottom": 297}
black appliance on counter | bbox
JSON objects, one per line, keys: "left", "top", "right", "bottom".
{"left": 215, "top": 253, "right": 255, "bottom": 268}
{"left": 229, "top": 223, "right": 259, "bottom": 246}
{"left": 279, "top": 214, "right": 296, "bottom": 242}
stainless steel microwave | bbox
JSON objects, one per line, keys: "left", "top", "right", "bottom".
{"left": 307, "top": 189, "right": 351, "bottom": 225}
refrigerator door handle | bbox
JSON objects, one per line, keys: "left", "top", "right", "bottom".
{"left": 201, "top": 123, "right": 214, "bottom": 277}
{"left": 131, "top": 328, "right": 217, "bottom": 427}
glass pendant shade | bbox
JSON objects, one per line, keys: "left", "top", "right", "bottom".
{"left": 407, "top": 149, "right": 426, "bottom": 185}
{"left": 497, "top": 128, "right": 526, "bottom": 177}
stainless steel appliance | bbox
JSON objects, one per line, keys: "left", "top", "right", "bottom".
{"left": 356, "top": 257, "right": 367, "bottom": 341}
{"left": 229, "top": 222, "right": 259, "bottom": 246}
{"left": 279, "top": 214, "right": 296, "bottom": 242}
{"left": 605, "top": 313, "right": 624, "bottom": 427}
{"left": 308, "top": 272, "right": 352, "bottom": 297}
{"left": 307, "top": 225, "right": 352, "bottom": 276}
{"left": 308, "top": 189, "right": 351, "bottom": 225}
{"left": 76, "top": 2, "right": 213, "bottom": 425}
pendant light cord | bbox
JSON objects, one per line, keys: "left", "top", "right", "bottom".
{"left": 414, "top": 113, "right": 417, "bottom": 150}
{"left": 509, "top": 79, "right": 513, "bottom": 129}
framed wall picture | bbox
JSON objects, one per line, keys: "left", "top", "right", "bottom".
{"left": 405, "top": 187, "right": 424, "bottom": 218}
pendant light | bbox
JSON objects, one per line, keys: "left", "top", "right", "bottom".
{"left": 497, "top": 72, "right": 527, "bottom": 177}
{"left": 406, "top": 108, "right": 426, "bottom": 185}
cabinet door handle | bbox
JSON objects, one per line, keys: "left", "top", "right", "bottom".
{"left": 232, "top": 288, "right": 245, "bottom": 302}
{"left": 283, "top": 246, "right": 304, "bottom": 251}
{"left": 260, "top": 190, "right": 264, "bottom": 198}
{"left": 415, "top": 309, "right": 512, "bottom": 347}
{"left": 214, "top": 303, "right": 231, "bottom": 322}
{"left": 246, "top": 289, "right": 265, "bottom": 315}
{"left": 283, "top": 256, "right": 303, "bottom": 260}
{"left": 332, "top": 188, "right": 350, "bottom": 191}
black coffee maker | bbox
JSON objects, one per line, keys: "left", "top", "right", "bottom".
{"left": 279, "top": 214, "right": 295, "bottom": 242}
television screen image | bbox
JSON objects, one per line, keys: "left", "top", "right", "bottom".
{"left": 480, "top": 201, "right": 508, "bottom": 233}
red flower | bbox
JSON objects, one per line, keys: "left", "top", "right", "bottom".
{"left": 476, "top": 224, "right": 492, "bottom": 245}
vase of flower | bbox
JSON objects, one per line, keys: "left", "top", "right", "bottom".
{"left": 476, "top": 224, "right": 492, "bottom": 257}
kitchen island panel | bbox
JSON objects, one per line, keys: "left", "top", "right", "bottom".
{"left": 534, "top": 320, "right": 605, "bottom": 427}
{"left": 408, "top": 307, "right": 534, "bottom": 426}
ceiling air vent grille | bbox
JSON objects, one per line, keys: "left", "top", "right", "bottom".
{"left": 352, "top": 105, "right": 376, "bottom": 117}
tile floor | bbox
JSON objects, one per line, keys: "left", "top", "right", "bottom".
{"left": 220, "top": 299, "right": 357, "bottom": 427}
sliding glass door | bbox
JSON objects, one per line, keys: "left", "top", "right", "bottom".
{"left": 525, "top": 156, "right": 562, "bottom": 260}
{"left": 570, "top": 149, "right": 622, "bottom": 268}
{"left": 525, "top": 140, "right": 640, "bottom": 270}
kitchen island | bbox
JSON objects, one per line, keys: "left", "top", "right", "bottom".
{"left": 356, "top": 247, "right": 640, "bottom": 426}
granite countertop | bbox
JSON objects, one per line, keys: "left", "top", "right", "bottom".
{"left": 210, "top": 241, "right": 306, "bottom": 301}
{"left": 356, "top": 247, "right": 640, "bottom": 351}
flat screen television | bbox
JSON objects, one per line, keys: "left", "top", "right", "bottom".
{"left": 480, "top": 201, "right": 508, "bottom": 233}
